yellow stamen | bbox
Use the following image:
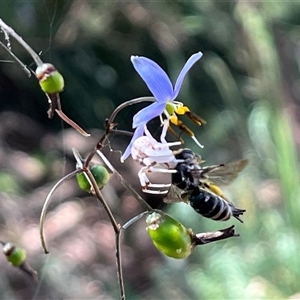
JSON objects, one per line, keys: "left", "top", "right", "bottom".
{"left": 169, "top": 114, "right": 179, "bottom": 125}
{"left": 175, "top": 106, "right": 190, "bottom": 115}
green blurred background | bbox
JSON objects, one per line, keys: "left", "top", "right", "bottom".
{"left": 1, "top": 1, "right": 300, "bottom": 299}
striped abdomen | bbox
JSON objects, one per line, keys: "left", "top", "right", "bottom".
{"left": 189, "top": 188, "right": 245, "bottom": 223}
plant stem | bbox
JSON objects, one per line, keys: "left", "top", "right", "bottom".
{"left": 0, "top": 40, "right": 31, "bottom": 76}
{"left": 0, "top": 18, "right": 43, "bottom": 67}
{"left": 40, "top": 169, "right": 81, "bottom": 254}
{"left": 97, "top": 150, "right": 153, "bottom": 211}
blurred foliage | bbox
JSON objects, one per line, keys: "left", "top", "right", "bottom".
{"left": 1, "top": 0, "right": 300, "bottom": 299}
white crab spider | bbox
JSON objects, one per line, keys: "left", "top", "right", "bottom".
{"left": 131, "top": 120, "right": 184, "bottom": 194}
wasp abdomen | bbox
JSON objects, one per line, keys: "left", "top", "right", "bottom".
{"left": 189, "top": 188, "right": 245, "bottom": 223}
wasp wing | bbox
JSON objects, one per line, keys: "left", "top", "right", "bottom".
{"left": 191, "top": 159, "right": 248, "bottom": 186}
{"left": 163, "top": 184, "right": 189, "bottom": 204}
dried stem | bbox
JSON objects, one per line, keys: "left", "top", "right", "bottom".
{"left": 115, "top": 231, "right": 125, "bottom": 300}
{"left": 108, "top": 97, "right": 155, "bottom": 124}
{"left": 0, "top": 18, "right": 43, "bottom": 67}
{"left": 82, "top": 162, "right": 125, "bottom": 299}
{"left": 39, "top": 169, "right": 81, "bottom": 254}
{"left": 19, "top": 262, "right": 38, "bottom": 282}
{"left": 74, "top": 148, "right": 125, "bottom": 298}
{"left": 115, "top": 211, "right": 150, "bottom": 300}
{"left": 84, "top": 167, "right": 120, "bottom": 232}
{"left": 55, "top": 109, "right": 90, "bottom": 137}
{"left": 0, "top": 40, "right": 31, "bottom": 76}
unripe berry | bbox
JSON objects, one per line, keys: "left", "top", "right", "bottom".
{"left": 36, "top": 63, "right": 64, "bottom": 94}
{"left": 146, "top": 212, "right": 193, "bottom": 259}
{"left": 76, "top": 164, "right": 110, "bottom": 192}
{"left": 3, "top": 243, "right": 26, "bottom": 267}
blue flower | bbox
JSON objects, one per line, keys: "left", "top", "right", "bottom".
{"left": 120, "top": 124, "right": 144, "bottom": 162}
{"left": 121, "top": 52, "right": 203, "bottom": 162}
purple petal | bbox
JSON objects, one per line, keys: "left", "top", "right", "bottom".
{"left": 172, "top": 52, "right": 203, "bottom": 100}
{"left": 131, "top": 56, "right": 173, "bottom": 103}
{"left": 120, "top": 125, "right": 145, "bottom": 162}
{"left": 132, "top": 101, "right": 166, "bottom": 128}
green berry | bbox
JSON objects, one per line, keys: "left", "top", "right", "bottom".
{"left": 3, "top": 243, "right": 26, "bottom": 267}
{"left": 36, "top": 63, "right": 64, "bottom": 94}
{"left": 146, "top": 212, "right": 193, "bottom": 259}
{"left": 76, "top": 164, "right": 110, "bottom": 192}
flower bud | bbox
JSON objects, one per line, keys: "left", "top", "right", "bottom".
{"left": 36, "top": 63, "right": 64, "bottom": 94}
{"left": 76, "top": 164, "right": 110, "bottom": 192}
{"left": 146, "top": 212, "right": 193, "bottom": 259}
{"left": 3, "top": 243, "right": 26, "bottom": 267}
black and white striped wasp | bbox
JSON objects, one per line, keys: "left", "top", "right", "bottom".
{"left": 164, "top": 148, "right": 248, "bottom": 223}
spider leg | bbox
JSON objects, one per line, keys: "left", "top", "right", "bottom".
{"left": 148, "top": 166, "right": 177, "bottom": 174}
{"left": 142, "top": 181, "right": 171, "bottom": 194}
{"left": 138, "top": 163, "right": 173, "bottom": 194}
{"left": 152, "top": 141, "right": 181, "bottom": 150}
{"left": 147, "top": 183, "right": 172, "bottom": 188}
{"left": 138, "top": 165, "right": 173, "bottom": 183}
{"left": 160, "top": 119, "right": 169, "bottom": 144}
{"left": 142, "top": 188, "right": 169, "bottom": 194}
{"left": 144, "top": 124, "right": 157, "bottom": 144}
{"left": 138, "top": 167, "right": 151, "bottom": 187}
{"left": 144, "top": 122, "right": 181, "bottom": 149}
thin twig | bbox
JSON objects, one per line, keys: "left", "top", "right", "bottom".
{"left": 0, "top": 40, "right": 31, "bottom": 77}
{"left": 72, "top": 148, "right": 84, "bottom": 168}
{"left": 39, "top": 169, "right": 81, "bottom": 254}
{"left": 115, "top": 231, "right": 125, "bottom": 300}
{"left": 83, "top": 167, "right": 120, "bottom": 233}
{"left": 82, "top": 164, "right": 125, "bottom": 299}
{"left": 97, "top": 150, "right": 153, "bottom": 211}
{"left": 110, "top": 129, "right": 133, "bottom": 137}
{"left": 19, "top": 262, "right": 38, "bottom": 282}
{"left": 72, "top": 147, "right": 95, "bottom": 189}
{"left": 0, "top": 18, "right": 43, "bottom": 67}
{"left": 55, "top": 109, "right": 90, "bottom": 137}
{"left": 116, "top": 211, "right": 150, "bottom": 300}
{"left": 72, "top": 147, "right": 120, "bottom": 232}
{"left": 108, "top": 97, "right": 155, "bottom": 124}
{"left": 122, "top": 211, "right": 149, "bottom": 230}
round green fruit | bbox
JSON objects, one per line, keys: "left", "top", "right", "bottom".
{"left": 3, "top": 243, "right": 27, "bottom": 267}
{"left": 76, "top": 164, "right": 110, "bottom": 192}
{"left": 146, "top": 212, "right": 193, "bottom": 259}
{"left": 36, "top": 63, "right": 64, "bottom": 94}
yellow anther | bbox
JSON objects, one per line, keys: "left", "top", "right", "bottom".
{"left": 175, "top": 105, "right": 190, "bottom": 115}
{"left": 169, "top": 114, "right": 179, "bottom": 125}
